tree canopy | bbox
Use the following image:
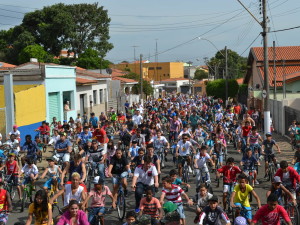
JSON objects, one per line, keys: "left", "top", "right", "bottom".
{"left": 207, "top": 49, "right": 247, "bottom": 79}
{"left": 132, "top": 80, "right": 154, "bottom": 96}
{"left": 206, "top": 79, "right": 239, "bottom": 100}
{"left": 194, "top": 69, "right": 208, "bottom": 80}
{"left": 0, "top": 3, "right": 113, "bottom": 65}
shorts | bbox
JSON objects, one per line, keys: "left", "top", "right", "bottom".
{"left": 223, "top": 183, "right": 235, "bottom": 193}
{"left": 178, "top": 156, "right": 189, "bottom": 166}
{"left": 88, "top": 207, "right": 106, "bottom": 223}
{"left": 234, "top": 203, "right": 252, "bottom": 220}
{"left": 43, "top": 177, "right": 61, "bottom": 189}
{"left": 212, "top": 153, "right": 223, "bottom": 164}
{"left": 112, "top": 172, "right": 128, "bottom": 185}
{"left": 53, "top": 153, "right": 70, "bottom": 162}
{"left": 41, "top": 134, "right": 49, "bottom": 140}
{"left": 7, "top": 175, "right": 19, "bottom": 186}
{"left": 264, "top": 154, "right": 275, "bottom": 162}
{"left": 175, "top": 203, "right": 185, "bottom": 219}
{"left": 22, "top": 176, "right": 32, "bottom": 185}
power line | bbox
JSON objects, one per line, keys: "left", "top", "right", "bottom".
{"left": 240, "top": 33, "right": 261, "bottom": 56}
{"left": 270, "top": 25, "right": 300, "bottom": 32}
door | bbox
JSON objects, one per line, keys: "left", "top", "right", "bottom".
{"left": 48, "top": 92, "right": 60, "bottom": 121}
{"left": 80, "top": 94, "right": 85, "bottom": 115}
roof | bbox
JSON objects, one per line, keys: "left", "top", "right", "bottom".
{"left": 131, "top": 60, "right": 149, "bottom": 64}
{"left": 112, "top": 76, "right": 138, "bottom": 84}
{"left": 0, "top": 62, "right": 16, "bottom": 69}
{"left": 111, "top": 68, "right": 128, "bottom": 77}
{"left": 251, "top": 46, "right": 300, "bottom": 61}
{"left": 76, "top": 69, "right": 111, "bottom": 79}
{"left": 161, "top": 78, "right": 189, "bottom": 82}
{"left": 236, "top": 78, "right": 244, "bottom": 85}
{"left": 76, "top": 77, "right": 98, "bottom": 85}
{"left": 258, "top": 65, "right": 300, "bottom": 87}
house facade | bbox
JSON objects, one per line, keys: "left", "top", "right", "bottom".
{"left": 160, "top": 78, "right": 190, "bottom": 93}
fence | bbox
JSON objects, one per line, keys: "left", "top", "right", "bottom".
{"left": 0, "top": 107, "right": 6, "bottom": 137}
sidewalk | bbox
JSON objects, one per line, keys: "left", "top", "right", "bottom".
{"left": 271, "top": 132, "right": 294, "bottom": 163}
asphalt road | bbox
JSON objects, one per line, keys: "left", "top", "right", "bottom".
{"left": 8, "top": 134, "right": 294, "bottom": 225}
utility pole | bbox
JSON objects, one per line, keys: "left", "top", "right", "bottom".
{"left": 283, "top": 59, "right": 286, "bottom": 99}
{"left": 273, "top": 41, "right": 277, "bottom": 100}
{"left": 140, "top": 54, "right": 143, "bottom": 102}
{"left": 132, "top": 45, "right": 139, "bottom": 61}
{"left": 187, "top": 61, "right": 193, "bottom": 94}
{"left": 225, "top": 46, "right": 228, "bottom": 105}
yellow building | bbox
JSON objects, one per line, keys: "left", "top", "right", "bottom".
{"left": 111, "top": 62, "right": 184, "bottom": 81}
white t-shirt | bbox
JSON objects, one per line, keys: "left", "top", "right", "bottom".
{"left": 4, "top": 139, "right": 20, "bottom": 152}
{"left": 21, "top": 164, "right": 39, "bottom": 177}
{"left": 64, "top": 183, "right": 84, "bottom": 206}
{"left": 133, "top": 164, "right": 158, "bottom": 186}
{"left": 151, "top": 136, "right": 168, "bottom": 149}
{"left": 132, "top": 114, "right": 143, "bottom": 125}
{"left": 195, "top": 153, "right": 210, "bottom": 168}
{"left": 9, "top": 130, "right": 20, "bottom": 137}
{"left": 177, "top": 140, "right": 193, "bottom": 156}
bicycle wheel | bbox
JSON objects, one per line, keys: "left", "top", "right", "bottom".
{"left": 117, "top": 192, "right": 126, "bottom": 221}
{"left": 286, "top": 203, "right": 300, "bottom": 224}
{"left": 9, "top": 184, "right": 16, "bottom": 200}
{"left": 21, "top": 190, "right": 27, "bottom": 212}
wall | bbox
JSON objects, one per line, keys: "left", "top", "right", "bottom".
{"left": 287, "top": 80, "right": 300, "bottom": 93}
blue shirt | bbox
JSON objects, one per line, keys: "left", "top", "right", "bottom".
{"left": 22, "top": 141, "right": 39, "bottom": 156}
{"left": 242, "top": 156, "right": 258, "bottom": 169}
{"left": 89, "top": 117, "right": 99, "bottom": 127}
{"left": 78, "top": 131, "right": 93, "bottom": 144}
{"left": 173, "top": 178, "right": 182, "bottom": 185}
{"left": 55, "top": 139, "right": 72, "bottom": 153}
{"left": 129, "top": 146, "right": 140, "bottom": 158}
{"left": 294, "top": 162, "right": 300, "bottom": 174}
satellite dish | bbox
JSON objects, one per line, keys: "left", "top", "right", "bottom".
{"left": 106, "top": 68, "right": 112, "bottom": 74}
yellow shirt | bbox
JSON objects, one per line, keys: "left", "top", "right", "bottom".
{"left": 233, "top": 184, "right": 253, "bottom": 207}
{"left": 28, "top": 203, "right": 53, "bottom": 225}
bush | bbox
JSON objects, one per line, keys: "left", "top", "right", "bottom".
{"left": 206, "top": 79, "right": 239, "bottom": 100}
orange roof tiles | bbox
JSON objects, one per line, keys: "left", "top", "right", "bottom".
{"left": 251, "top": 46, "right": 300, "bottom": 61}
{"left": 76, "top": 69, "right": 111, "bottom": 79}
{"left": 76, "top": 77, "right": 98, "bottom": 85}
{"left": 112, "top": 76, "right": 138, "bottom": 83}
{"left": 236, "top": 78, "right": 244, "bottom": 85}
{"left": 0, "top": 62, "right": 16, "bottom": 69}
{"left": 161, "top": 78, "right": 188, "bottom": 82}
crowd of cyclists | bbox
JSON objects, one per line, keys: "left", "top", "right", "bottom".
{"left": 0, "top": 93, "right": 299, "bottom": 225}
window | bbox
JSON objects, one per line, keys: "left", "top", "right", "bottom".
{"left": 156, "top": 67, "right": 162, "bottom": 70}
{"left": 63, "top": 91, "right": 73, "bottom": 110}
{"left": 148, "top": 67, "right": 154, "bottom": 70}
{"left": 99, "top": 89, "right": 103, "bottom": 104}
{"left": 93, "top": 90, "right": 97, "bottom": 105}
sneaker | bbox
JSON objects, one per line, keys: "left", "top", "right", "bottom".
{"left": 124, "top": 189, "right": 128, "bottom": 197}
{"left": 264, "top": 173, "right": 268, "bottom": 178}
{"left": 188, "top": 166, "right": 192, "bottom": 173}
{"left": 194, "top": 215, "right": 200, "bottom": 223}
{"left": 255, "top": 180, "right": 259, "bottom": 185}
{"left": 135, "top": 208, "right": 140, "bottom": 213}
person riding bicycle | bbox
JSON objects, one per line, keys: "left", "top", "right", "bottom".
{"left": 193, "top": 184, "right": 213, "bottom": 223}
{"left": 86, "top": 139, "right": 107, "bottom": 180}
{"left": 0, "top": 177, "right": 12, "bottom": 225}
{"left": 274, "top": 160, "right": 300, "bottom": 199}
{"left": 292, "top": 144, "right": 300, "bottom": 165}
{"left": 132, "top": 155, "right": 159, "bottom": 213}
{"left": 240, "top": 148, "right": 260, "bottom": 186}
{"left": 53, "top": 132, "right": 72, "bottom": 168}
{"left": 76, "top": 126, "right": 93, "bottom": 151}
{"left": 149, "top": 130, "right": 170, "bottom": 157}
{"left": 35, "top": 121, "right": 50, "bottom": 144}
{"left": 130, "top": 128, "right": 145, "bottom": 148}
{"left": 129, "top": 141, "right": 140, "bottom": 160}
{"left": 81, "top": 176, "right": 115, "bottom": 225}
{"left": 266, "top": 176, "right": 296, "bottom": 206}
{"left": 262, "top": 132, "right": 281, "bottom": 177}
{"left": 210, "top": 137, "right": 225, "bottom": 168}
{"left": 3, "top": 134, "right": 20, "bottom": 155}
{"left": 194, "top": 146, "right": 214, "bottom": 187}
{"left": 108, "top": 149, "right": 131, "bottom": 200}
{"left": 61, "top": 153, "right": 87, "bottom": 191}
{"left": 241, "top": 121, "right": 252, "bottom": 153}
{"left": 169, "top": 115, "right": 181, "bottom": 142}
{"left": 216, "top": 157, "right": 242, "bottom": 210}
{"left": 169, "top": 169, "right": 190, "bottom": 190}
{"left": 198, "top": 195, "right": 230, "bottom": 225}
{"left": 92, "top": 125, "right": 108, "bottom": 153}
{"left": 8, "top": 125, "right": 21, "bottom": 142}
{"left": 189, "top": 110, "right": 201, "bottom": 132}
{"left": 19, "top": 158, "right": 39, "bottom": 191}
{"left": 176, "top": 133, "right": 196, "bottom": 177}
{"left": 250, "top": 193, "right": 292, "bottom": 225}
{"left": 160, "top": 176, "right": 193, "bottom": 225}
{"left": 131, "top": 148, "right": 145, "bottom": 170}
{"left": 230, "top": 174, "right": 261, "bottom": 224}
{"left": 56, "top": 200, "right": 89, "bottom": 225}
{"left": 40, "top": 157, "right": 62, "bottom": 193}
{"left": 247, "top": 126, "right": 263, "bottom": 159}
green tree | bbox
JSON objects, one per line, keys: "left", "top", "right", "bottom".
{"left": 18, "top": 44, "right": 49, "bottom": 64}
{"left": 76, "top": 48, "right": 112, "bottom": 69}
{"left": 123, "top": 72, "right": 139, "bottom": 81}
{"left": 206, "top": 79, "right": 239, "bottom": 100}
{"left": 207, "top": 49, "right": 247, "bottom": 79}
{"left": 194, "top": 69, "right": 208, "bottom": 80}
{"left": 132, "top": 80, "right": 154, "bottom": 96}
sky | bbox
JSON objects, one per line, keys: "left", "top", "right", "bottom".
{"left": 0, "top": 0, "right": 299, "bottom": 65}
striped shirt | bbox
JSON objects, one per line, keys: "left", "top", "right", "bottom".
{"left": 139, "top": 197, "right": 161, "bottom": 218}
{"left": 162, "top": 184, "right": 183, "bottom": 203}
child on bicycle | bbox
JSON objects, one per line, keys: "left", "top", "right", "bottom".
{"left": 160, "top": 176, "right": 193, "bottom": 225}
{"left": 19, "top": 158, "right": 39, "bottom": 190}
{"left": 194, "top": 146, "right": 214, "bottom": 187}
{"left": 247, "top": 126, "right": 263, "bottom": 159}
{"left": 198, "top": 195, "right": 230, "bottom": 225}
{"left": 240, "top": 148, "right": 259, "bottom": 186}
{"left": 82, "top": 176, "right": 115, "bottom": 225}
{"left": 169, "top": 169, "right": 190, "bottom": 190}
{"left": 251, "top": 193, "right": 292, "bottom": 225}
{"left": 210, "top": 137, "right": 225, "bottom": 168}
{"left": 230, "top": 174, "right": 261, "bottom": 224}
{"left": 26, "top": 189, "right": 52, "bottom": 225}
{"left": 193, "top": 184, "right": 213, "bottom": 223}
{"left": 122, "top": 211, "right": 136, "bottom": 225}
{"left": 216, "top": 157, "right": 242, "bottom": 210}
{"left": 0, "top": 177, "right": 12, "bottom": 225}
{"left": 262, "top": 132, "right": 281, "bottom": 177}
{"left": 40, "top": 157, "right": 62, "bottom": 193}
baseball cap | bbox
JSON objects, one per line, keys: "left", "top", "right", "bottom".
{"left": 8, "top": 153, "right": 15, "bottom": 157}
{"left": 87, "top": 139, "right": 93, "bottom": 143}
{"left": 13, "top": 125, "right": 18, "bottom": 129}
{"left": 46, "top": 157, "right": 56, "bottom": 162}
{"left": 234, "top": 216, "right": 247, "bottom": 225}
{"left": 208, "top": 195, "right": 218, "bottom": 202}
{"left": 93, "top": 176, "right": 104, "bottom": 184}
{"left": 266, "top": 132, "right": 272, "bottom": 136}
{"left": 273, "top": 176, "right": 282, "bottom": 183}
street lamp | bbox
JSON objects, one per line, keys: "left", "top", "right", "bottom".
{"left": 198, "top": 37, "right": 228, "bottom": 103}
{"left": 186, "top": 61, "right": 193, "bottom": 94}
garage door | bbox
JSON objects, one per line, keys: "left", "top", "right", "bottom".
{"left": 48, "top": 92, "right": 60, "bottom": 121}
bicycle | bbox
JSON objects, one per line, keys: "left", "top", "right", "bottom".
{"left": 156, "top": 147, "right": 166, "bottom": 169}
{"left": 3, "top": 174, "right": 18, "bottom": 201}
{"left": 265, "top": 154, "right": 276, "bottom": 181}
{"left": 284, "top": 200, "right": 300, "bottom": 224}
{"left": 113, "top": 175, "right": 126, "bottom": 221}
{"left": 20, "top": 178, "right": 35, "bottom": 212}
{"left": 88, "top": 207, "right": 111, "bottom": 225}
{"left": 231, "top": 205, "right": 256, "bottom": 225}
{"left": 86, "top": 162, "right": 99, "bottom": 192}
{"left": 181, "top": 156, "right": 190, "bottom": 184}
{"left": 194, "top": 167, "right": 213, "bottom": 194}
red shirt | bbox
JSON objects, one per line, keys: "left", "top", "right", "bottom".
{"left": 118, "top": 115, "right": 126, "bottom": 124}
{"left": 217, "top": 165, "right": 241, "bottom": 184}
{"left": 234, "top": 105, "right": 241, "bottom": 114}
{"left": 37, "top": 125, "right": 50, "bottom": 135}
{"left": 252, "top": 204, "right": 290, "bottom": 225}
{"left": 0, "top": 189, "right": 7, "bottom": 211}
{"left": 93, "top": 128, "right": 108, "bottom": 144}
{"left": 242, "top": 126, "right": 252, "bottom": 137}
{"left": 6, "top": 160, "right": 18, "bottom": 176}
